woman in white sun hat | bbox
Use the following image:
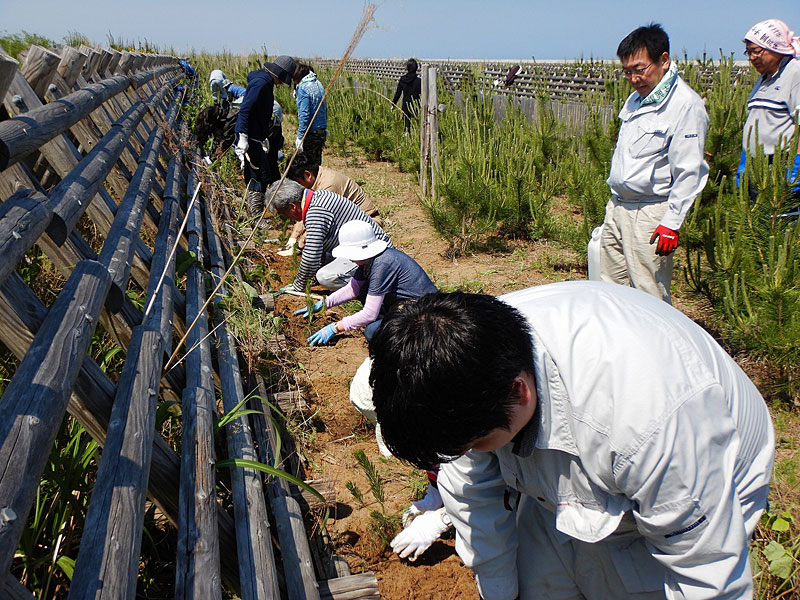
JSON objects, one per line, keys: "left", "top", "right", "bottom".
{"left": 294, "top": 220, "right": 437, "bottom": 346}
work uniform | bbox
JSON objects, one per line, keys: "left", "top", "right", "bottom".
{"left": 742, "top": 56, "right": 800, "bottom": 154}
{"left": 601, "top": 75, "right": 709, "bottom": 303}
{"left": 296, "top": 71, "right": 328, "bottom": 165}
{"left": 235, "top": 69, "right": 279, "bottom": 192}
{"left": 440, "top": 281, "right": 774, "bottom": 600}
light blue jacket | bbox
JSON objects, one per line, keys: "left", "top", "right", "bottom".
{"left": 295, "top": 72, "right": 328, "bottom": 138}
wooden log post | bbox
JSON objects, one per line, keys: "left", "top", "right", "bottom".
{"left": 105, "top": 49, "right": 122, "bottom": 78}
{"left": 68, "top": 327, "right": 164, "bottom": 600}
{"left": 203, "top": 197, "right": 289, "bottom": 600}
{"left": 318, "top": 573, "right": 380, "bottom": 600}
{"left": 428, "top": 67, "right": 439, "bottom": 199}
{"left": 95, "top": 49, "right": 114, "bottom": 78}
{"left": 0, "top": 72, "right": 131, "bottom": 171}
{"left": 46, "top": 100, "right": 149, "bottom": 246}
{"left": 419, "top": 64, "right": 429, "bottom": 196}
{"left": 0, "top": 48, "right": 17, "bottom": 103}
{"left": 19, "top": 45, "right": 60, "bottom": 98}
{"left": 0, "top": 259, "right": 113, "bottom": 576}
{"left": 55, "top": 46, "right": 87, "bottom": 90}
{"left": 3, "top": 575, "right": 36, "bottom": 600}
{"left": 175, "top": 160, "right": 222, "bottom": 600}
{"left": 0, "top": 190, "right": 53, "bottom": 288}
{"left": 96, "top": 121, "right": 165, "bottom": 307}
{"left": 0, "top": 271, "right": 241, "bottom": 593}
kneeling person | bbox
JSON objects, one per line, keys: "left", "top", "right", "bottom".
{"left": 294, "top": 220, "right": 436, "bottom": 345}
{"left": 268, "top": 180, "right": 390, "bottom": 292}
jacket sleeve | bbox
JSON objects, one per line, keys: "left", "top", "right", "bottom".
{"left": 392, "top": 80, "right": 402, "bottom": 105}
{"left": 228, "top": 83, "right": 246, "bottom": 99}
{"left": 235, "top": 77, "right": 263, "bottom": 135}
{"left": 439, "top": 452, "right": 519, "bottom": 600}
{"left": 661, "top": 101, "right": 709, "bottom": 230}
{"left": 296, "top": 85, "right": 311, "bottom": 139}
{"left": 616, "top": 385, "right": 754, "bottom": 599}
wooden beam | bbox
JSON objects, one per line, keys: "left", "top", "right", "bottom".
{"left": 0, "top": 260, "right": 113, "bottom": 575}
{"left": 0, "top": 189, "right": 52, "bottom": 288}
{"left": 0, "top": 47, "right": 18, "bottom": 102}
{"left": 19, "top": 45, "right": 60, "bottom": 98}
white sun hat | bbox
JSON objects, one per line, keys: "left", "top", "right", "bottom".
{"left": 331, "top": 220, "right": 388, "bottom": 261}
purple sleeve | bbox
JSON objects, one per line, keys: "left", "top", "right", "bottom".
{"left": 339, "top": 294, "right": 385, "bottom": 331}
{"left": 325, "top": 278, "right": 363, "bottom": 308}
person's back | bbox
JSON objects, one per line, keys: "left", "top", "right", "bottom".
{"left": 313, "top": 166, "right": 381, "bottom": 225}
{"left": 236, "top": 69, "right": 274, "bottom": 142}
{"left": 393, "top": 58, "right": 422, "bottom": 130}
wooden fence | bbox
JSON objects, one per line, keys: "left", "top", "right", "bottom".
{"left": 0, "top": 44, "right": 378, "bottom": 599}
{"left": 316, "top": 57, "right": 752, "bottom": 132}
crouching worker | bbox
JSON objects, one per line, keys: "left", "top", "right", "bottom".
{"left": 369, "top": 281, "right": 775, "bottom": 600}
{"left": 293, "top": 220, "right": 436, "bottom": 345}
{"left": 268, "top": 181, "right": 391, "bottom": 293}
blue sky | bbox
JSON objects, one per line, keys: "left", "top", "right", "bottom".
{"left": 3, "top": 1, "right": 799, "bottom": 60}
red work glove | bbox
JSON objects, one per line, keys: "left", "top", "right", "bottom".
{"left": 650, "top": 224, "right": 679, "bottom": 256}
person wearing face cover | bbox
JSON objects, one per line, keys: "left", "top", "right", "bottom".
{"left": 737, "top": 19, "right": 800, "bottom": 203}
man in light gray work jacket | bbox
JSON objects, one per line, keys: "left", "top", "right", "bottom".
{"left": 368, "top": 282, "right": 774, "bottom": 600}
{"left": 602, "top": 24, "right": 709, "bottom": 304}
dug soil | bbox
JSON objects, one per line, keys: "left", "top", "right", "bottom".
{"left": 252, "top": 151, "right": 756, "bottom": 599}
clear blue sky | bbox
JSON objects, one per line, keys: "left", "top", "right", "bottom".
{"left": 3, "top": 0, "right": 799, "bottom": 61}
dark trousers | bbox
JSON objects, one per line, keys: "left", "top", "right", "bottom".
{"left": 244, "top": 140, "right": 269, "bottom": 192}
{"left": 300, "top": 129, "right": 327, "bottom": 165}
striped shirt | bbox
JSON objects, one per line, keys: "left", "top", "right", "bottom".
{"left": 292, "top": 189, "right": 392, "bottom": 291}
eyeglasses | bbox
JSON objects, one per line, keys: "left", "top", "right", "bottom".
{"left": 744, "top": 47, "right": 765, "bottom": 58}
{"left": 622, "top": 63, "right": 654, "bottom": 78}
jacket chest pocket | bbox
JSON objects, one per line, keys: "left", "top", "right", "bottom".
{"left": 629, "top": 123, "right": 670, "bottom": 158}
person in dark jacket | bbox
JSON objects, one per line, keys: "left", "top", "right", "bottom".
{"left": 235, "top": 55, "right": 296, "bottom": 217}
{"left": 392, "top": 58, "right": 422, "bottom": 132}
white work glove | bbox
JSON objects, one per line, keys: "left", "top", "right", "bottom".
{"left": 391, "top": 507, "right": 451, "bottom": 561}
{"left": 295, "top": 137, "right": 303, "bottom": 152}
{"left": 235, "top": 133, "right": 248, "bottom": 169}
{"left": 402, "top": 485, "right": 443, "bottom": 527}
{"left": 276, "top": 237, "right": 297, "bottom": 257}
{"left": 261, "top": 138, "right": 270, "bottom": 153}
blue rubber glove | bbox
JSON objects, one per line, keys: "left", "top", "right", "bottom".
{"left": 788, "top": 153, "right": 800, "bottom": 190}
{"left": 279, "top": 284, "right": 296, "bottom": 294}
{"left": 293, "top": 300, "right": 325, "bottom": 318}
{"left": 308, "top": 323, "right": 337, "bottom": 346}
{"left": 735, "top": 150, "right": 747, "bottom": 188}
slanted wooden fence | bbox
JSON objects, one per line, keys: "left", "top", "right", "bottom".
{"left": 0, "top": 44, "right": 378, "bottom": 599}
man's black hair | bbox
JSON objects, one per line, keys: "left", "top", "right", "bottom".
{"left": 406, "top": 58, "right": 418, "bottom": 74}
{"left": 368, "top": 292, "right": 534, "bottom": 469}
{"left": 287, "top": 155, "right": 320, "bottom": 181}
{"left": 617, "top": 23, "right": 669, "bottom": 63}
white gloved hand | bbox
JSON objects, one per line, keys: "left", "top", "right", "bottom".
{"left": 391, "top": 507, "right": 451, "bottom": 561}
{"left": 235, "top": 133, "right": 249, "bottom": 169}
{"left": 261, "top": 138, "right": 270, "bottom": 153}
{"left": 295, "top": 137, "right": 303, "bottom": 152}
{"left": 402, "top": 485, "right": 443, "bottom": 526}
{"left": 276, "top": 237, "right": 297, "bottom": 257}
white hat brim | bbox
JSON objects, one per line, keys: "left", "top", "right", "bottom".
{"left": 331, "top": 239, "right": 388, "bottom": 262}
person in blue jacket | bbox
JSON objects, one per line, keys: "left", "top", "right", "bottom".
{"left": 235, "top": 55, "right": 296, "bottom": 217}
{"left": 209, "top": 69, "right": 246, "bottom": 103}
{"left": 293, "top": 63, "right": 328, "bottom": 165}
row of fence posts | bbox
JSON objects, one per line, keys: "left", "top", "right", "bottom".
{"left": 0, "top": 43, "right": 379, "bottom": 599}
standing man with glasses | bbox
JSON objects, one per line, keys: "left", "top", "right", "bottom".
{"left": 737, "top": 19, "right": 800, "bottom": 201}
{"left": 600, "top": 24, "right": 709, "bottom": 304}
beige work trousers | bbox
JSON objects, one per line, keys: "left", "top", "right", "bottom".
{"left": 599, "top": 198, "right": 673, "bottom": 304}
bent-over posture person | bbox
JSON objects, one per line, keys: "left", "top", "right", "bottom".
{"left": 293, "top": 219, "right": 435, "bottom": 345}
{"left": 369, "top": 282, "right": 774, "bottom": 600}
{"left": 267, "top": 180, "right": 390, "bottom": 292}
{"left": 279, "top": 159, "right": 383, "bottom": 256}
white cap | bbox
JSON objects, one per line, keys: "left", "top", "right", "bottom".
{"left": 331, "top": 220, "right": 388, "bottom": 261}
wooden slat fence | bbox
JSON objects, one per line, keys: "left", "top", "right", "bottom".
{"left": 316, "top": 57, "right": 753, "bottom": 132}
{"left": 0, "top": 44, "right": 378, "bottom": 599}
